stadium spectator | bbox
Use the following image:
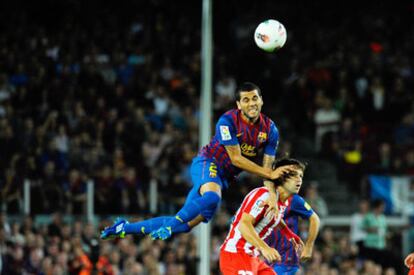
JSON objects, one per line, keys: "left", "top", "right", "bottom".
{"left": 313, "top": 96, "right": 341, "bottom": 153}
{"left": 361, "top": 199, "right": 401, "bottom": 273}
{"left": 350, "top": 199, "right": 369, "bottom": 256}
{"left": 304, "top": 182, "right": 329, "bottom": 218}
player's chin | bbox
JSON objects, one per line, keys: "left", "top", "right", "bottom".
{"left": 247, "top": 111, "right": 259, "bottom": 119}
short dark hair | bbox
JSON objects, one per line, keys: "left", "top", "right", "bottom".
{"left": 272, "top": 158, "right": 307, "bottom": 186}
{"left": 371, "top": 199, "right": 385, "bottom": 209}
{"left": 236, "top": 82, "right": 262, "bottom": 101}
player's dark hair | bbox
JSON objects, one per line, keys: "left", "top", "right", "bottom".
{"left": 371, "top": 199, "right": 384, "bottom": 209}
{"left": 272, "top": 158, "right": 307, "bottom": 186}
{"left": 236, "top": 82, "right": 262, "bottom": 101}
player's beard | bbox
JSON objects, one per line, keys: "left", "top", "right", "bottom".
{"left": 242, "top": 108, "right": 260, "bottom": 123}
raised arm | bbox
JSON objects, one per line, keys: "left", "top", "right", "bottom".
{"left": 238, "top": 213, "right": 281, "bottom": 263}
{"left": 262, "top": 154, "right": 276, "bottom": 190}
{"left": 225, "top": 146, "right": 294, "bottom": 180}
{"left": 225, "top": 144, "right": 272, "bottom": 178}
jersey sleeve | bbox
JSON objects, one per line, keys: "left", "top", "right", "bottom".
{"left": 290, "top": 195, "right": 314, "bottom": 219}
{"left": 264, "top": 121, "right": 279, "bottom": 156}
{"left": 216, "top": 115, "right": 239, "bottom": 146}
{"left": 244, "top": 191, "right": 269, "bottom": 219}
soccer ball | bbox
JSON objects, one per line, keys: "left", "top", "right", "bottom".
{"left": 254, "top": 19, "right": 287, "bottom": 52}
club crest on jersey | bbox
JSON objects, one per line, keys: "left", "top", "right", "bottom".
{"left": 258, "top": 132, "right": 267, "bottom": 143}
{"left": 240, "top": 143, "right": 256, "bottom": 157}
{"left": 209, "top": 162, "right": 217, "bottom": 178}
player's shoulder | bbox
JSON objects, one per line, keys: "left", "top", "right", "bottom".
{"left": 218, "top": 109, "right": 238, "bottom": 122}
{"left": 289, "top": 194, "right": 305, "bottom": 204}
{"left": 222, "top": 108, "right": 238, "bottom": 117}
{"left": 260, "top": 113, "right": 277, "bottom": 130}
{"left": 291, "top": 193, "right": 304, "bottom": 201}
{"left": 243, "top": 187, "right": 270, "bottom": 210}
{"left": 290, "top": 194, "right": 313, "bottom": 211}
{"left": 246, "top": 187, "right": 270, "bottom": 199}
{"left": 259, "top": 111, "right": 272, "bottom": 122}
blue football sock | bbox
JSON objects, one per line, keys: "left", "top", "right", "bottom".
{"left": 124, "top": 216, "right": 191, "bottom": 235}
{"left": 169, "top": 191, "right": 221, "bottom": 228}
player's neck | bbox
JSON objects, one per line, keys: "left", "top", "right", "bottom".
{"left": 240, "top": 111, "right": 259, "bottom": 125}
{"left": 277, "top": 187, "right": 292, "bottom": 202}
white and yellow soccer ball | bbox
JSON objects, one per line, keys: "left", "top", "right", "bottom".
{"left": 254, "top": 19, "right": 287, "bottom": 52}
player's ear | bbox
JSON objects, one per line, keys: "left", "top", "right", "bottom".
{"left": 236, "top": 100, "right": 241, "bottom": 110}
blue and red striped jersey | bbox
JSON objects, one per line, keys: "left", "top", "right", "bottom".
{"left": 199, "top": 109, "right": 279, "bottom": 182}
{"left": 266, "top": 194, "right": 314, "bottom": 267}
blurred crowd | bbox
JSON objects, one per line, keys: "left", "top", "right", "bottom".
{"left": 0, "top": 208, "right": 406, "bottom": 275}
{"left": 0, "top": 0, "right": 413, "bottom": 274}
{"left": 0, "top": 1, "right": 412, "bottom": 215}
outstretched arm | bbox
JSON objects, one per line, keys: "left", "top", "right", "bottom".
{"left": 225, "top": 144, "right": 272, "bottom": 178}
{"left": 225, "top": 145, "right": 293, "bottom": 180}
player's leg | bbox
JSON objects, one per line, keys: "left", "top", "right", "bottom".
{"left": 102, "top": 187, "right": 218, "bottom": 240}
{"left": 100, "top": 216, "right": 192, "bottom": 240}
{"left": 175, "top": 181, "right": 222, "bottom": 225}
{"left": 187, "top": 214, "right": 205, "bottom": 228}
{"left": 171, "top": 160, "right": 223, "bottom": 227}
{"left": 150, "top": 158, "right": 223, "bottom": 240}
{"left": 220, "top": 251, "right": 256, "bottom": 275}
{"left": 256, "top": 258, "right": 277, "bottom": 275}
{"left": 150, "top": 181, "right": 222, "bottom": 240}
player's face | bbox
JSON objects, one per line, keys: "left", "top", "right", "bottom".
{"left": 236, "top": 90, "right": 263, "bottom": 122}
{"left": 282, "top": 169, "right": 304, "bottom": 195}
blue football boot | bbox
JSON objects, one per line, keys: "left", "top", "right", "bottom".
{"left": 100, "top": 218, "right": 128, "bottom": 240}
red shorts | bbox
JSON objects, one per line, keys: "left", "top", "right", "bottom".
{"left": 219, "top": 250, "right": 276, "bottom": 275}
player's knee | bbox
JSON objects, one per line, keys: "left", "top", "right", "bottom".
{"left": 202, "top": 191, "right": 221, "bottom": 209}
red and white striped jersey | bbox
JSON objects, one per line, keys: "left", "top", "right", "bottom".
{"left": 221, "top": 187, "right": 289, "bottom": 256}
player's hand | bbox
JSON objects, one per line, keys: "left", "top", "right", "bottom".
{"left": 270, "top": 165, "right": 296, "bottom": 180}
{"left": 289, "top": 236, "right": 304, "bottom": 254}
{"left": 405, "top": 252, "right": 414, "bottom": 268}
{"left": 300, "top": 244, "right": 313, "bottom": 262}
{"left": 259, "top": 246, "right": 281, "bottom": 263}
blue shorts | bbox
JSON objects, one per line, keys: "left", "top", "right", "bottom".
{"left": 273, "top": 264, "right": 299, "bottom": 275}
{"left": 183, "top": 156, "right": 227, "bottom": 222}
